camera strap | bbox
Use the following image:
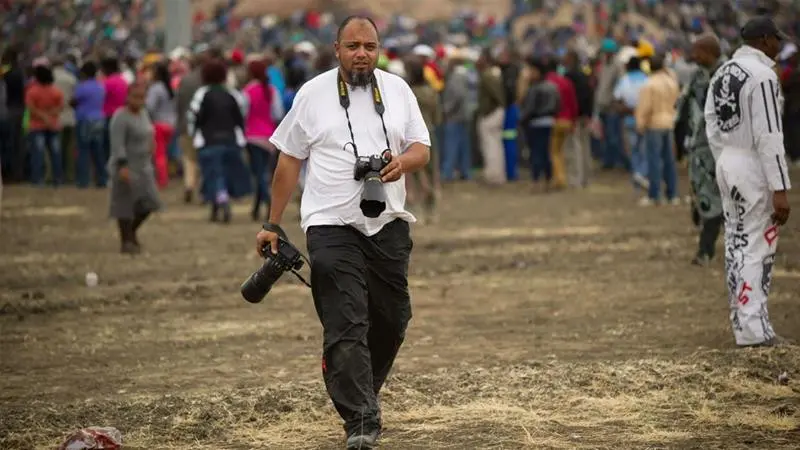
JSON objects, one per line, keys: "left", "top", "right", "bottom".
{"left": 291, "top": 269, "right": 312, "bottom": 288}
{"left": 337, "top": 70, "right": 392, "bottom": 158}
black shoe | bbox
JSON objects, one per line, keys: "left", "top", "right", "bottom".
{"left": 346, "top": 428, "right": 380, "bottom": 449}
{"left": 210, "top": 204, "right": 219, "bottom": 222}
{"left": 120, "top": 241, "right": 140, "bottom": 255}
{"left": 221, "top": 203, "right": 232, "bottom": 223}
{"left": 184, "top": 189, "right": 193, "bottom": 204}
{"left": 118, "top": 220, "right": 139, "bottom": 255}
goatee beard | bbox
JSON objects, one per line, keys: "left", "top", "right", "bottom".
{"left": 347, "top": 68, "right": 373, "bottom": 89}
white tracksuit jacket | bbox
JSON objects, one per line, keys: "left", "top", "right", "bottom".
{"left": 704, "top": 45, "right": 792, "bottom": 346}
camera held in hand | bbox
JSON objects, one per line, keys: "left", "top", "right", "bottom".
{"left": 353, "top": 149, "right": 392, "bottom": 218}
{"left": 241, "top": 234, "right": 309, "bottom": 304}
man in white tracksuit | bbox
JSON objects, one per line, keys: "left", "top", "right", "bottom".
{"left": 705, "top": 17, "right": 792, "bottom": 347}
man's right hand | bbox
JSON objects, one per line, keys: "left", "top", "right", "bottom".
{"left": 256, "top": 229, "right": 280, "bottom": 257}
{"left": 772, "top": 190, "right": 791, "bottom": 226}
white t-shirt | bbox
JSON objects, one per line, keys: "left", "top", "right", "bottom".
{"left": 269, "top": 68, "right": 431, "bottom": 236}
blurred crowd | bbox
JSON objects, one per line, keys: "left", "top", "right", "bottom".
{"left": 3, "top": 0, "right": 800, "bottom": 221}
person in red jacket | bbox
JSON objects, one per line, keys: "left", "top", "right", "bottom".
{"left": 544, "top": 60, "right": 579, "bottom": 189}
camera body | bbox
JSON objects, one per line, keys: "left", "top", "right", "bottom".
{"left": 240, "top": 237, "right": 305, "bottom": 304}
{"left": 353, "top": 149, "right": 392, "bottom": 182}
{"left": 353, "top": 149, "right": 392, "bottom": 218}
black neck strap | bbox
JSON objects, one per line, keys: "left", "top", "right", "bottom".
{"left": 337, "top": 70, "right": 391, "bottom": 158}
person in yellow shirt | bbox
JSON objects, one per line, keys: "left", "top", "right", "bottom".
{"left": 634, "top": 53, "right": 681, "bottom": 206}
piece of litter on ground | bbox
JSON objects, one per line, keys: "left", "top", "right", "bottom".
{"left": 58, "top": 426, "right": 122, "bottom": 450}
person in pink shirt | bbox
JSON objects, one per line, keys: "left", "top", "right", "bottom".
{"left": 101, "top": 57, "right": 129, "bottom": 166}
{"left": 242, "top": 59, "right": 284, "bottom": 221}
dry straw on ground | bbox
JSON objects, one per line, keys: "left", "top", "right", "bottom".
{"left": 2, "top": 171, "right": 799, "bottom": 448}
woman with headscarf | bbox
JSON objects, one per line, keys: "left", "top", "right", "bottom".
{"left": 146, "top": 61, "right": 176, "bottom": 189}
{"left": 242, "top": 59, "right": 284, "bottom": 221}
{"left": 187, "top": 59, "right": 251, "bottom": 223}
{"left": 108, "top": 81, "right": 161, "bottom": 254}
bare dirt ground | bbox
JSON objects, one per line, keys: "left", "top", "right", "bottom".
{"left": 2, "top": 170, "right": 800, "bottom": 449}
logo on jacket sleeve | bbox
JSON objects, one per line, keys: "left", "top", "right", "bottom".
{"left": 710, "top": 62, "right": 751, "bottom": 132}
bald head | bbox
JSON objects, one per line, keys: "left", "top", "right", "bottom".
{"left": 694, "top": 34, "right": 721, "bottom": 57}
{"left": 691, "top": 34, "right": 721, "bottom": 68}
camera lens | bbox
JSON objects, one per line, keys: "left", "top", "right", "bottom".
{"left": 240, "top": 257, "right": 284, "bottom": 303}
{"left": 360, "top": 174, "right": 387, "bottom": 218}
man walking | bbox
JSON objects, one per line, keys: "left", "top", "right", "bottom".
{"left": 255, "top": 16, "right": 430, "bottom": 448}
{"left": 705, "top": 17, "right": 792, "bottom": 347}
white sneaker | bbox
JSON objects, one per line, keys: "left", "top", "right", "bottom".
{"left": 633, "top": 173, "right": 650, "bottom": 190}
{"left": 638, "top": 197, "right": 654, "bottom": 207}
{"left": 668, "top": 198, "right": 682, "bottom": 206}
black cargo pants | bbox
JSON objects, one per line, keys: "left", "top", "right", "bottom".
{"left": 306, "top": 219, "right": 413, "bottom": 434}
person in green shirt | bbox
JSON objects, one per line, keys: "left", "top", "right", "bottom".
{"left": 476, "top": 49, "right": 507, "bottom": 185}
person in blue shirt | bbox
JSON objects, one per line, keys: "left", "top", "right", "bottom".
{"left": 72, "top": 61, "right": 107, "bottom": 188}
{"left": 612, "top": 56, "right": 650, "bottom": 192}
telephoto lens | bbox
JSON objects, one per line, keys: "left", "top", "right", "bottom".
{"left": 240, "top": 255, "right": 285, "bottom": 303}
{"left": 360, "top": 175, "right": 387, "bottom": 218}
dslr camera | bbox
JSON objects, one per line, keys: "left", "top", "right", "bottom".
{"left": 353, "top": 149, "right": 393, "bottom": 218}
{"left": 240, "top": 233, "right": 308, "bottom": 304}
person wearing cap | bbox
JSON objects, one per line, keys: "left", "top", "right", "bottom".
{"left": 592, "top": 38, "right": 625, "bottom": 170}
{"left": 411, "top": 44, "right": 444, "bottom": 92}
{"left": 704, "top": 16, "right": 792, "bottom": 347}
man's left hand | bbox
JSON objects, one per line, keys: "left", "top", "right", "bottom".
{"left": 380, "top": 157, "right": 404, "bottom": 182}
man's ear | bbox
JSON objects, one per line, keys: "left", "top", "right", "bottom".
{"left": 334, "top": 42, "right": 340, "bottom": 61}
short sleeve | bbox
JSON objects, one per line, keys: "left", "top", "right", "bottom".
{"left": 402, "top": 83, "right": 431, "bottom": 151}
{"left": 269, "top": 87, "right": 311, "bottom": 159}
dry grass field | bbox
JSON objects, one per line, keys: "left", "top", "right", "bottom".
{"left": 1, "top": 170, "right": 799, "bottom": 449}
